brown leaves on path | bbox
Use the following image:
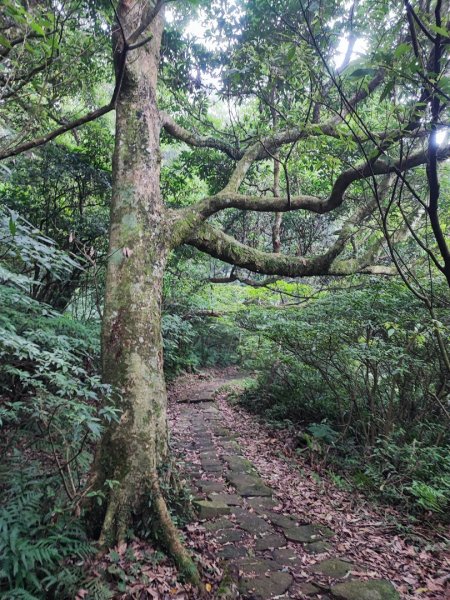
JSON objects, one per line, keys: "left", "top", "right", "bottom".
{"left": 214, "top": 391, "right": 449, "bottom": 600}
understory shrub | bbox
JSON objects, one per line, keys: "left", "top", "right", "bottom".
{"left": 236, "top": 281, "right": 450, "bottom": 516}
{"left": 163, "top": 313, "right": 240, "bottom": 378}
{"left": 0, "top": 210, "right": 119, "bottom": 597}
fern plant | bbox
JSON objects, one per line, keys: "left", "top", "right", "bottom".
{"left": 0, "top": 485, "right": 93, "bottom": 598}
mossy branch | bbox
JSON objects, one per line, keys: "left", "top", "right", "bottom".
{"left": 187, "top": 195, "right": 391, "bottom": 278}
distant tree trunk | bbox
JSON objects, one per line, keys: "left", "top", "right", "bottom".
{"left": 270, "top": 97, "right": 282, "bottom": 253}
{"left": 272, "top": 157, "right": 282, "bottom": 253}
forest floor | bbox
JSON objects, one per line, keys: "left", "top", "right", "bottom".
{"left": 167, "top": 368, "right": 449, "bottom": 600}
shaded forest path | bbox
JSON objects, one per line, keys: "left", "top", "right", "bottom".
{"left": 168, "top": 371, "right": 448, "bottom": 600}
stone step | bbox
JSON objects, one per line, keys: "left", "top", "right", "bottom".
{"left": 226, "top": 472, "right": 273, "bottom": 497}
{"left": 331, "top": 579, "right": 400, "bottom": 600}
{"left": 193, "top": 499, "right": 230, "bottom": 519}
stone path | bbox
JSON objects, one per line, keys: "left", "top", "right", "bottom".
{"left": 172, "top": 387, "right": 400, "bottom": 600}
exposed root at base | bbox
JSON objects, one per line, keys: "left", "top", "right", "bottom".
{"left": 151, "top": 472, "right": 203, "bottom": 589}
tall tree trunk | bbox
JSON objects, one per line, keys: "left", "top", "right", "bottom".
{"left": 85, "top": 5, "right": 201, "bottom": 583}
{"left": 87, "top": 1, "right": 170, "bottom": 546}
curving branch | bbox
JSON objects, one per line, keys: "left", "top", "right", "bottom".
{"left": 161, "top": 70, "right": 389, "bottom": 168}
{"left": 221, "top": 70, "right": 386, "bottom": 193}
{"left": 209, "top": 274, "right": 280, "bottom": 287}
{"left": 187, "top": 188, "right": 386, "bottom": 277}
{"left": 0, "top": 32, "right": 48, "bottom": 59}
{"left": 160, "top": 111, "right": 241, "bottom": 159}
{"left": 0, "top": 104, "right": 115, "bottom": 161}
{"left": 0, "top": 40, "right": 128, "bottom": 162}
{"left": 191, "top": 143, "right": 450, "bottom": 220}
{"left": 188, "top": 222, "right": 333, "bottom": 276}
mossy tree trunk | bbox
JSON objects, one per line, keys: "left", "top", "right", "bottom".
{"left": 87, "top": 2, "right": 171, "bottom": 547}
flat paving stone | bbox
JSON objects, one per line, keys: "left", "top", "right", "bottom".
{"left": 233, "top": 558, "right": 283, "bottom": 575}
{"left": 226, "top": 455, "right": 256, "bottom": 473}
{"left": 198, "top": 481, "right": 226, "bottom": 493}
{"left": 227, "top": 472, "right": 272, "bottom": 497}
{"left": 194, "top": 500, "right": 230, "bottom": 519}
{"left": 185, "top": 396, "right": 214, "bottom": 403}
{"left": 204, "top": 517, "right": 234, "bottom": 532}
{"left": 218, "top": 528, "right": 247, "bottom": 543}
{"left": 284, "top": 524, "right": 334, "bottom": 543}
{"left": 296, "top": 582, "right": 322, "bottom": 596}
{"left": 331, "top": 580, "right": 400, "bottom": 600}
{"left": 219, "top": 545, "right": 248, "bottom": 560}
{"left": 195, "top": 434, "right": 213, "bottom": 441}
{"left": 186, "top": 469, "right": 203, "bottom": 479}
{"left": 254, "top": 533, "right": 286, "bottom": 551}
{"left": 221, "top": 440, "right": 241, "bottom": 450}
{"left": 311, "top": 558, "right": 353, "bottom": 578}
{"left": 304, "top": 541, "right": 331, "bottom": 554}
{"left": 246, "top": 497, "right": 278, "bottom": 512}
{"left": 202, "top": 461, "right": 223, "bottom": 473}
{"left": 208, "top": 492, "right": 242, "bottom": 506}
{"left": 273, "top": 548, "right": 298, "bottom": 563}
{"left": 232, "top": 508, "right": 274, "bottom": 534}
{"left": 264, "top": 511, "right": 298, "bottom": 529}
{"left": 239, "top": 571, "right": 293, "bottom": 600}
{"left": 213, "top": 426, "right": 233, "bottom": 437}
{"left": 199, "top": 451, "right": 218, "bottom": 460}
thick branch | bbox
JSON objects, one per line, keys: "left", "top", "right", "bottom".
{"left": 0, "top": 32, "right": 45, "bottom": 59}
{"left": 187, "top": 197, "right": 377, "bottom": 278}
{"left": 188, "top": 223, "right": 331, "bottom": 276}
{"left": 187, "top": 174, "right": 401, "bottom": 278}
{"left": 222, "top": 70, "right": 386, "bottom": 193}
{"left": 0, "top": 10, "right": 131, "bottom": 162}
{"left": 255, "top": 70, "right": 386, "bottom": 159}
{"left": 161, "top": 70, "right": 387, "bottom": 170}
{"left": 209, "top": 274, "right": 280, "bottom": 287}
{"left": 127, "top": 0, "right": 165, "bottom": 46}
{"left": 193, "top": 144, "right": 450, "bottom": 220}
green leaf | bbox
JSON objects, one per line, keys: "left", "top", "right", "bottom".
{"left": 348, "top": 67, "right": 376, "bottom": 79}
{"left": 429, "top": 24, "right": 450, "bottom": 38}
{"left": 0, "top": 34, "right": 12, "bottom": 49}
{"left": 394, "top": 43, "right": 410, "bottom": 59}
{"left": 380, "top": 80, "right": 395, "bottom": 102}
{"left": 8, "top": 217, "right": 17, "bottom": 237}
{"left": 29, "top": 21, "right": 46, "bottom": 36}
{"left": 287, "top": 45, "right": 296, "bottom": 61}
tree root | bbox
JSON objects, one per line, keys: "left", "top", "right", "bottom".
{"left": 151, "top": 472, "right": 203, "bottom": 589}
{"left": 98, "top": 487, "right": 127, "bottom": 548}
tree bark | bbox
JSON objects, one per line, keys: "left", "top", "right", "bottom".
{"left": 86, "top": 1, "right": 170, "bottom": 547}
{"left": 270, "top": 93, "right": 282, "bottom": 253}
{"left": 272, "top": 158, "right": 282, "bottom": 253}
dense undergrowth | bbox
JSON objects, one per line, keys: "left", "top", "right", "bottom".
{"left": 0, "top": 210, "right": 120, "bottom": 598}
{"left": 235, "top": 282, "right": 450, "bottom": 519}
{"left": 163, "top": 313, "right": 240, "bottom": 378}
